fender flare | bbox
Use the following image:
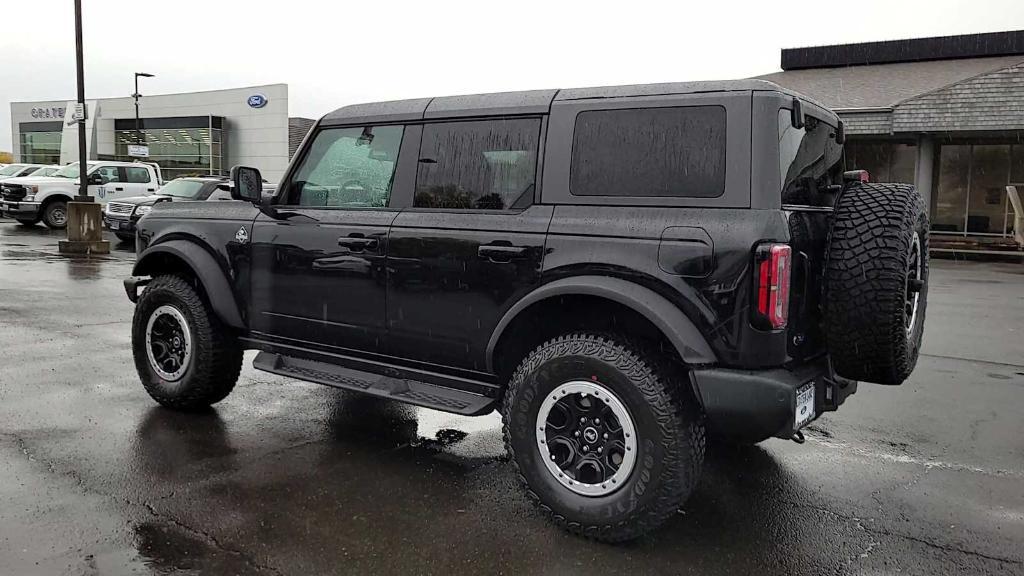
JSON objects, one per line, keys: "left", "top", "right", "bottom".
{"left": 486, "top": 276, "right": 717, "bottom": 373}
{"left": 39, "top": 191, "right": 74, "bottom": 205}
{"left": 132, "top": 239, "right": 245, "bottom": 329}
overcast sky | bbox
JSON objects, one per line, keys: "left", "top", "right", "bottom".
{"left": 2, "top": 0, "right": 1023, "bottom": 152}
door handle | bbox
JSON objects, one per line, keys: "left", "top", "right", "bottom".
{"left": 114, "top": 187, "right": 124, "bottom": 192}
{"left": 478, "top": 244, "right": 529, "bottom": 262}
{"left": 338, "top": 236, "right": 379, "bottom": 252}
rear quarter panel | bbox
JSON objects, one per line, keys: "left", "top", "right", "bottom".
{"left": 544, "top": 205, "right": 792, "bottom": 367}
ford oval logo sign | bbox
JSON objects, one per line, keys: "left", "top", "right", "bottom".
{"left": 247, "top": 94, "right": 268, "bottom": 108}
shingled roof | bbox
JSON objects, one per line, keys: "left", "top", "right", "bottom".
{"left": 756, "top": 55, "right": 1024, "bottom": 110}
{"left": 288, "top": 117, "right": 315, "bottom": 158}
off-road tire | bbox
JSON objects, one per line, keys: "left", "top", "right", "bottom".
{"left": 824, "top": 182, "right": 929, "bottom": 385}
{"left": 503, "top": 333, "right": 705, "bottom": 543}
{"left": 132, "top": 275, "right": 243, "bottom": 409}
{"left": 41, "top": 200, "right": 68, "bottom": 229}
{"left": 15, "top": 218, "right": 38, "bottom": 226}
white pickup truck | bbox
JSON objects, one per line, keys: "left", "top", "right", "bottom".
{"left": 0, "top": 161, "right": 162, "bottom": 229}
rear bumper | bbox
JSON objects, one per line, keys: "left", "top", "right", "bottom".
{"left": 691, "top": 357, "right": 856, "bottom": 443}
{"left": 1, "top": 201, "right": 40, "bottom": 219}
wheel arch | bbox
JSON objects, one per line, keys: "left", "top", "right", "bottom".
{"left": 133, "top": 239, "right": 245, "bottom": 329}
{"left": 487, "top": 276, "right": 717, "bottom": 377}
{"left": 39, "top": 192, "right": 73, "bottom": 206}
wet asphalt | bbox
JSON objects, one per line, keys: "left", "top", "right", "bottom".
{"left": 0, "top": 221, "right": 1022, "bottom": 576}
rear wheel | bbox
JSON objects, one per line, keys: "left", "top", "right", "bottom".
{"left": 503, "top": 333, "right": 704, "bottom": 542}
{"left": 132, "top": 275, "right": 243, "bottom": 410}
{"left": 41, "top": 200, "right": 68, "bottom": 229}
{"left": 825, "top": 182, "right": 929, "bottom": 384}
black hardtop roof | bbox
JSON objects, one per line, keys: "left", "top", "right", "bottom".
{"left": 321, "top": 79, "right": 815, "bottom": 126}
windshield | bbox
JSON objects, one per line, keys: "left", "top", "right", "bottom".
{"left": 52, "top": 162, "right": 96, "bottom": 179}
{"left": 779, "top": 109, "right": 844, "bottom": 204}
{"left": 0, "top": 164, "right": 26, "bottom": 176}
{"left": 158, "top": 179, "right": 207, "bottom": 199}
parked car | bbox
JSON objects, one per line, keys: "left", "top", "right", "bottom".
{"left": 0, "top": 161, "right": 162, "bottom": 228}
{"left": 103, "top": 176, "right": 276, "bottom": 243}
{"left": 0, "top": 163, "right": 46, "bottom": 182}
{"left": 30, "top": 165, "right": 62, "bottom": 178}
{"left": 124, "top": 80, "right": 929, "bottom": 542}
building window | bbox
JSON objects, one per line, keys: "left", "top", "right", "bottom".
{"left": 934, "top": 143, "right": 1022, "bottom": 236}
{"left": 19, "top": 122, "right": 64, "bottom": 165}
{"left": 844, "top": 141, "right": 917, "bottom": 184}
{"left": 113, "top": 116, "right": 225, "bottom": 180}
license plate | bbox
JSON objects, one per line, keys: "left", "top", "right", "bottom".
{"left": 108, "top": 220, "right": 120, "bottom": 230}
{"left": 795, "top": 383, "right": 815, "bottom": 429}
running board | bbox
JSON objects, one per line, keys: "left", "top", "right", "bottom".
{"left": 252, "top": 352, "right": 496, "bottom": 416}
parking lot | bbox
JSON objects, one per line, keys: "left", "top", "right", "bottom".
{"left": 0, "top": 221, "right": 1022, "bottom": 575}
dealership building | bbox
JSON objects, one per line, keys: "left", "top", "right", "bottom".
{"left": 760, "top": 30, "right": 1024, "bottom": 251}
{"left": 9, "top": 84, "right": 314, "bottom": 183}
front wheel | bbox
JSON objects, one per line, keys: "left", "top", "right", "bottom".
{"left": 132, "top": 275, "right": 243, "bottom": 410}
{"left": 503, "top": 333, "right": 705, "bottom": 543}
{"left": 41, "top": 200, "right": 68, "bottom": 229}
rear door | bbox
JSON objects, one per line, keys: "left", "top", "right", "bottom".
{"left": 122, "top": 165, "right": 159, "bottom": 197}
{"left": 386, "top": 117, "right": 551, "bottom": 374}
{"left": 249, "top": 123, "right": 414, "bottom": 356}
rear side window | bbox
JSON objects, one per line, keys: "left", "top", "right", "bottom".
{"left": 570, "top": 106, "right": 726, "bottom": 198}
{"left": 125, "top": 167, "right": 152, "bottom": 183}
{"left": 414, "top": 118, "right": 540, "bottom": 210}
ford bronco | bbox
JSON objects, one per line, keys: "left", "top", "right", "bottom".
{"left": 124, "top": 80, "right": 929, "bottom": 542}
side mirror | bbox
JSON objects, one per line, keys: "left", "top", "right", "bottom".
{"left": 230, "top": 165, "right": 262, "bottom": 203}
{"left": 88, "top": 173, "right": 104, "bottom": 185}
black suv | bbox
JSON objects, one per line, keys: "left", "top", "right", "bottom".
{"left": 125, "top": 80, "right": 929, "bottom": 542}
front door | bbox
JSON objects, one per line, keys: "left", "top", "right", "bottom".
{"left": 90, "top": 165, "right": 124, "bottom": 204}
{"left": 249, "top": 123, "right": 409, "bottom": 355}
{"left": 386, "top": 118, "right": 550, "bottom": 374}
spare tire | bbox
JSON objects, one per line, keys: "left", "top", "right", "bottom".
{"left": 824, "top": 182, "right": 929, "bottom": 385}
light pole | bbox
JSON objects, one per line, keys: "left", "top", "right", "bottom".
{"left": 133, "top": 72, "right": 154, "bottom": 152}
{"left": 59, "top": 0, "right": 109, "bottom": 255}
{"left": 74, "top": 0, "right": 88, "bottom": 202}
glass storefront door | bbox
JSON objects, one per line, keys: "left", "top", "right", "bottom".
{"left": 934, "top": 143, "right": 1022, "bottom": 237}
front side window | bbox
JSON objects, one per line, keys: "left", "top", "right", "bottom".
{"left": 94, "top": 166, "right": 122, "bottom": 184}
{"left": 285, "top": 125, "right": 404, "bottom": 208}
{"left": 414, "top": 118, "right": 540, "bottom": 210}
{"left": 571, "top": 106, "right": 726, "bottom": 198}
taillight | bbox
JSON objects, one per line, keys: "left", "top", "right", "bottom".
{"left": 754, "top": 243, "right": 791, "bottom": 330}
